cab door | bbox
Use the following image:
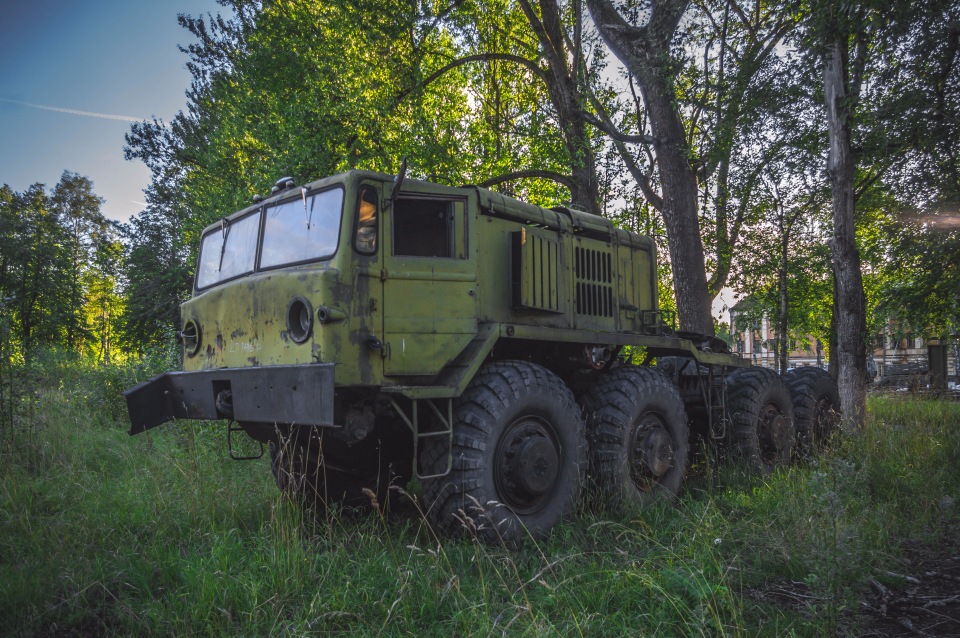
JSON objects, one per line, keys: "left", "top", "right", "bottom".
{"left": 381, "top": 188, "right": 477, "bottom": 377}
{"left": 349, "top": 183, "right": 385, "bottom": 386}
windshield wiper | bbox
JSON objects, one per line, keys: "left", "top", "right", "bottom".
{"left": 218, "top": 217, "right": 231, "bottom": 272}
{"left": 302, "top": 187, "right": 312, "bottom": 230}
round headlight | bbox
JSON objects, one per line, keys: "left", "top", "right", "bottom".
{"left": 181, "top": 319, "right": 201, "bottom": 357}
{"left": 286, "top": 297, "right": 313, "bottom": 343}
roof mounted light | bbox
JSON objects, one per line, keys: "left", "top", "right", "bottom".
{"left": 271, "top": 176, "right": 296, "bottom": 194}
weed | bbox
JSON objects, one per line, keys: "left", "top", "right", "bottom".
{"left": 0, "top": 362, "right": 958, "bottom": 636}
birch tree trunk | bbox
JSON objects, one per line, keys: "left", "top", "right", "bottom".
{"left": 824, "top": 38, "right": 868, "bottom": 429}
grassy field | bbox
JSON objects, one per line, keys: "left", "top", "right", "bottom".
{"left": 1, "top": 358, "right": 958, "bottom": 636}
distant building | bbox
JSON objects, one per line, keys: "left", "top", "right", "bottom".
{"left": 728, "top": 299, "right": 954, "bottom": 383}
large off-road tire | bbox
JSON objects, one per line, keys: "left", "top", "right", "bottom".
{"left": 785, "top": 367, "right": 841, "bottom": 458}
{"left": 725, "top": 367, "right": 795, "bottom": 472}
{"left": 582, "top": 366, "right": 690, "bottom": 509}
{"left": 422, "top": 361, "right": 588, "bottom": 547}
{"left": 269, "top": 429, "right": 411, "bottom": 512}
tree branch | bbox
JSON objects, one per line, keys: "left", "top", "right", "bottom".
{"left": 854, "top": 159, "right": 896, "bottom": 202}
{"left": 419, "top": 53, "right": 550, "bottom": 91}
{"left": 478, "top": 170, "right": 577, "bottom": 190}
{"left": 728, "top": 0, "right": 758, "bottom": 43}
{"left": 518, "top": 0, "right": 567, "bottom": 76}
{"left": 588, "top": 94, "right": 664, "bottom": 209}
{"left": 580, "top": 111, "right": 658, "bottom": 143}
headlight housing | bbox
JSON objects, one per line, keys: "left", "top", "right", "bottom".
{"left": 181, "top": 319, "right": 201, "bottom": 357}
{"left": 286, "top": 297, "right": 313, "bottom": 343}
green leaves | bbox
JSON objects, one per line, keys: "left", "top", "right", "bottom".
{"left": 113, "top": 0, "right": 960, "bottom": 357}
{"left": 0, "top": 173, "right": 119, "bottom": 360}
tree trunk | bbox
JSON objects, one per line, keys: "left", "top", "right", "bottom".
{"left": 824, "top": 38, "right": 867, "bottom": 429}
{"left": 522, "top": 0, "right": 602, "bottom": 216}
{"left": 646, "top": 80, "right": 713, "bottom": 335}
{"left": 586, "top": 0, "right": 714, "bottom": 336}
{"left": 779, "top": 231, "right": 789, "bottom": 375}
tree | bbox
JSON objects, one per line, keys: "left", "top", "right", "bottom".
{"left": 124, "top": 0, "right": 622, "bottom": 327}
{"left": 122, "top": 1, "right": 472, "bottom": 338}
{"left": 732, "top": 155, "right": 832, "bottom": 373}
{"left": 484, "top": 0, "right": 603, "bottom": 214}
{"left": 585, "top": 0, "right": 714, "bottom": 334}
{"left": 50, "top": 171, "right": 110, "bottom": 351}
{"left": 870, "top": 1, "right": 960, "bottom": 350}
{"left": 582, "top": 1, "right": 802, "bottom": 336}
{"left": 682, "top": 0, "right": 801, "bottom": 300}
{"left": 119, "top": 184, "right": 193, "bottom": 352}
{"left": 0, "top": 183, "right": 70, "bottom": 354}
{"left": 801, "top": 0, "right": 958, "bottom": 427}
{"left": 0, "top": 176, "right": 120, "bottom": 360}
{"left": 84, "top": 229, "right": 124, "bottom": 363}
{"left": 821, "top": 7, "right": 868, "bottom": 427}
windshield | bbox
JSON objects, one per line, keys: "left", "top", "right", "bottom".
{"left": 194, "top": 186, "right": 345, "bottom": 291}
{"left": 196, "top": 213, "right": 260, "bottom": 289}
{"left": 260, "top": 187, "right": 343, "bottom": 268}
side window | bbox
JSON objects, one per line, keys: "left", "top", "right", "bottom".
{"left": 354, "top": 187, "right": 378, "bottom": 254}
{"left": 393, "top": 197, "right": 465, "bottom": 258}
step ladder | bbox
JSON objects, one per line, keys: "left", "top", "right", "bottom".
{"left": 705, "top": 366, "right": 728, "bottom": 440}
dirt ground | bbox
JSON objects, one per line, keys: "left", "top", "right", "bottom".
{"left": 855, "top": 522, "right": 960, "bottom": 637}
{"left": 744, "top": 520, "right": 960, "bottom": 636}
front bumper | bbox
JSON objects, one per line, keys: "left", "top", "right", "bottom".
{"left": 124, "top": 364, "right": 335, "bottom": 435}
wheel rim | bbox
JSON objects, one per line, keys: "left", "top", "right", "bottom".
{"left": 493, "top": 415, "right": 561, "bottom": 514}
{"left": 628, "top": 413, "right": 675, "bottom": 493}
{"left": 758, "top": 403, "right": 789, "bottom": 465}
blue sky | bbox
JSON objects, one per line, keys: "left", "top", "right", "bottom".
{"left": 0, "top": 0, "right": 221, "bottom": 221}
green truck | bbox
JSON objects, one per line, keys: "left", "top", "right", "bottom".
{"left": 124, "top": 169, "right": 840, "bottom": 545}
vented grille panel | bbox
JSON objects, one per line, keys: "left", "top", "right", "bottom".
{"left": 511, "top": 230, "right": 563, "bottom": 313}
{"left": 575, "top": 246, "right": 614, "bottom": 317}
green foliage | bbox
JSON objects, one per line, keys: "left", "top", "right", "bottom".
{"left": 725, "top": 0, "right": 960, "bottom": 355}
{"left": 119, "top": 201, "right": 192, "bottom": 352}
{"left": 0, "top": 174, "right": 122, "bottom": 361}
{"left": 874, "top": 218, "right": 960, "bottom": 338}
{"left": 860, "top": 0, "right": 960, "bottom": 338}
{"left": 5, "top": 1, "right": 959, "bottom": 373}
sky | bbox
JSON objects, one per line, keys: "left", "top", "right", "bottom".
{"left": 0, "top": 0, "right": 222, "bottom": 222}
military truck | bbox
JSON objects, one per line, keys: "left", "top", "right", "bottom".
{"left": 124, "top": 168, "right": 840, "bottom": 545}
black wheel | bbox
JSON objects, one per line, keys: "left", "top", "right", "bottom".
{"left": 582, "top": 366, "right": 689, "bottom": 509}
{"left": 785, "top": 367, "right": 841, "bottom": 458}
{"left": 422, "top": 361, "right": 587, "bottom": 547}
{"left": 725, "top": 367, "right": 795, "bottom": 471}
{"left": 269, "top": 428, "right": 411, "bottom": 512}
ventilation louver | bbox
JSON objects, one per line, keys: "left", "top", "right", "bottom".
{"left": 575, "top": 246, "right": 614, "bottom": 317}
{"left": 511, "top": 230, "right": 563, "bottom": 313}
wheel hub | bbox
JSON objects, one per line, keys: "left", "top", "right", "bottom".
{"left": 494, "top": 417, "right": 561, "bottom": 513}
{"left": 513, "top": 437, "right": 559, "bottom": 497}
{"left": 762, "top": 407, "right": 789, "bottom": 452}
{"left": 637, "top": 427, "right": 674, "bottom": 478}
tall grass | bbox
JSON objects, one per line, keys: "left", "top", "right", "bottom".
{"left": 1, "top": 360, "right": 957, "bottom": 636}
